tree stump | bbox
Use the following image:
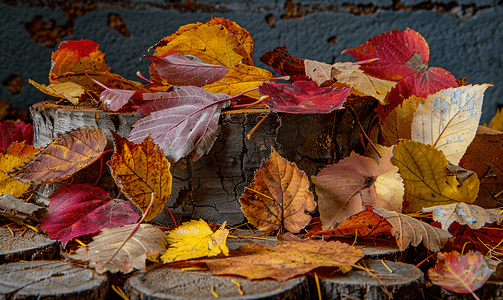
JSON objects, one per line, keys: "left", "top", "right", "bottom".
{"left": 30, "top": 97, "right": 377, "bottom": 226}
{"left": 125, "top": 267, "right": 310, "bottom": 300}
{"left": 0, "top": 228, "right": 59, "bottom": 264}
{"left": 0, "top": 260, "right": 108, "bottom": 299}
{"left": 314, "top": 259, "right": 424, "bottom": 300}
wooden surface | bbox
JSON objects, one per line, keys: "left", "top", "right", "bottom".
{"left": 0, "top": 227, "right": 59, "bottom": 264}
{"left": 0, "top": 260, "right": 108, "bottom": 300}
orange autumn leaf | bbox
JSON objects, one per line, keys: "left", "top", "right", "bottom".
{"left": 29, "top": 80, "right": 86, "bottom": 105}
{"left": 107, "top": 132, "right": 172, "bottom": 222}
{"left": 239, "top": 147, "right": 316, "bottom": 234}
{"left": 205, "top": 240, "right": 364, "bottom": 281}
{"left": 49, "top": 39, "right": 109, "bottom": 81}
{"left": 9, "top": 127, "right": 106, "bottom": 184}
{"left": 0, "top": 142, "right": 39, "bottom": 197}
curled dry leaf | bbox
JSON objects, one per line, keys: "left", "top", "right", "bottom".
{"left": 373, "top": 207, "right": 452, "bottom": 252}
{"left": 259, "top": 45, "right": 308, "bottom": 82}
{"left": 205, "top": 240, "right": 364, "bottom": 281}
{"left": 0, "top": 120, "right": 33, "bottom": 152}
{"left": 68, "top": 224, "right": 167, "bottom": 274}
{"left": 0, "top": 141, "right": 38, "bottom": 197}
{"left": 108, "top": 133, "right": 172, "bottom": 222}
{"left": 392, "top": 139, "right": 479, "bottom": 213}
{"left": 9, "top": 127, "right": 106, "bottom": 184}
{"left": 428, "top": 251, "right": 492, "bottom": 294}
{"left": 239, "top": 147, "right": 316, "bottom": 233}
{"left": 29, "top": 80, "right": 86, "bottom": 105}
{"left": 0, "top": 194, "right": 47, "bottom": 226}
{"left": 161, "top": 219, "right": 229, "bottom": 263}
{"left": 423, "top": 203, "right": 502, "bottom": 231}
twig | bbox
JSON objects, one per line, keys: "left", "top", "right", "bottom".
{"left": 347, "top": 105, "right": 381, "bottom": 159}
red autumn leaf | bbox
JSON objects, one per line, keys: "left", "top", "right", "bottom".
{"left": 259, "top": 46, "right": 308, "bottom": 82}
{"left": 39, "top": 184, "right": 139, "bottom": 248}
{"left": 146, "top": 54, "right": 230, "bottom": 86}
{"left": 428, "top": 251, "right": 492, "bottom": 295}
{"left": 442, "top": 221, "right": 503, "bottom": 257}
{"left": 259, "top": 80, "right": 350, "bottom": 114}
{"left": 0, "top": 120, "right": 33, "bottom": 152}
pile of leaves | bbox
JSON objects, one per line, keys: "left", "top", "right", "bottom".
{"left": 1, "top": 17, "right": 503, "bottom": 298}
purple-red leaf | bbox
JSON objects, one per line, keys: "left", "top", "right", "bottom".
{"left": 0, "top": 120, "right": 33, "bottom": 152}
{"left": 259, "top": 80, "right": 350, "bottom": 114}
{"left": 146, "top": 54, "right": 230, "bottom": 86}
{"left": 129, "top": 86, "right": 230, "bottom": 163}
{"left": 39, "top": 184, "right": 139, "bottom": 248}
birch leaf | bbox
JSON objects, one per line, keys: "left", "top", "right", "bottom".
{"left": 422, "top": 203, "right": 502, "bottom": 230}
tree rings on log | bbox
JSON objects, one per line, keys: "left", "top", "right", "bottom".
{"left": 0, "top": 260, "right": 108, "bottom": 299}
{"left": 315, "top": 259, "right": 423, "bottom": 300}
{"left": 0, "top": 228, "right": 59, "bottom": 264}
{"left": 125, "top": 267, "right": 310, "bottom": 300}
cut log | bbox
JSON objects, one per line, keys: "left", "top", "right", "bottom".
{"left": 0, "top": 260, "right": 108, "bottom": 299}
{"left": 0, "top": 228, "right": 59, "bottom": 264}
{"left": 125, "top": 267, "right": 310, "bottom": 300}
{"left": 314, "top": 259, "right": 424, "bottom": 300}
{"left": 31, "top": 97, "right": 377, "bottom": 226}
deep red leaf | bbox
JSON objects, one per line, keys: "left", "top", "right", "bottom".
{"left": 0, "top": 120, "right": 33, "bottom": 152}
{"left": 259, "top": 46, "right": 308, "bottom": 82}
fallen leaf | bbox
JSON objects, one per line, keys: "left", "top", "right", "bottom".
{"left": 428, "top": 251, "right": 492, "bottom": 294}
{"left": 373, "top": 206, "right": 452, "bottom": 252}
{"left": 379, "top": 95, "right": 424, "bottom": 146}
{"left": 259, "top": 80, "right": 350, "bottom": 114}
{"left": 411, "top": 84, "right": 492, "bottom": 165}
{"left": 313, "top": 149, "right": 403, "bottom": 230}
{"left": 207, "top": 16, "right": 254, "bottom": 63}
{"left": 0, "top": 119, "right": 33, "bottom": 152}
{"left": 488, "top": 106, "right": 503, "bottom": 132}
{"left": 128, "top": 86, "right": 230, "bottom": 163}
{"left": 205, "top": 240, "right": 364, "bottom": 281}
{"left": 304, "top": 59, "right": 332, "bottom": 86}
{"left": 39, "top": 184, "right": 139, "bottom": 248}
{"left": 392, "top": 139, "right": 479, "bottom": 213}
{"left": 259, "top": 45, "right": 307, "bottom": 82}
{"left": 161, "top": 219, "right": 229, "bottom": 263}
{"left": 0, "top": 141, "right": 39, "bottom": 197}
{"left": 203, "top": 63, "right": 272, "bottom": 99}
{"left": 108, "top": 133, "right": 172, "bottom": 222}
{"left": 422, "top": 203, "right": 502, "bottom": 231}
{"left": 98, "top": 83, "right": 137, "bottom": 112}
{"left": 443, "top": 222, "right": 503, "bottom": 258}
{"left": 9, "top": 127, "right": 106, "bottom": 184}
{"left": 239, "top": 147, "right": 316, "bottom": 233}
{"left": 0, "top": 194, "right": 47, "bottom": 226}
{"left": 68, "top": 224, "right": 167, "bottom": 274}
{"left": 29, "top": 80, "right": 87, "bottom": 105}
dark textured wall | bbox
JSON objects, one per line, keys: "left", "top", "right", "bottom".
{"left": 1, "top": 0, "right": 502, "bottom": 123}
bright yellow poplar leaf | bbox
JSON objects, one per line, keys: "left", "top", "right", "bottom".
{"left": 107, "top": 133, "right": 172, "bottom": 222}
{"left": 0, "top": 142, "right": 39, "bottom": 197}
{"left": 392, "top": 139, "right": 479, "bottom": 213}
{"left": 29, "top": 80, "right": 86, "bottom": 105}
{"left": 380, "top": 95, "right": 425, "bottom": 146}
{"left": 202, "top": 64, "right": 272, "bottom": 99}
{"left": 161, "top": 219, "right": 229, "bottom": 263}
{"left": 411, "top": 84, "right": 492, "bottom": 165}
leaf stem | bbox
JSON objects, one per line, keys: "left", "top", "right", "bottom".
{"left": 230, "top": 95, "right": 268, "bottom": 109}
{"left": 247, "top": 111, "right": 272, "bottom": 140}
{"left": 94, "top": 149, "right": 115, "bottom": 186}
{"left": 347, "top": 105, "right": 381, "bottom": 159}
{"left": 164, "top": 203, "right": 178, "bottom": 228}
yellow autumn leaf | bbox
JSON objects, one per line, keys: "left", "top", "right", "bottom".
{"left": 203, "top": 64, "right": 272, "bottom": 99}
{"left": 0, "top": 142, "right": 39, "bottom": 197}
{"left": 488, "top": 106, "right": 503, "bottom": 132}
{"left": 411, "top": 84, "right": 492, "bottom": 165}
{"left": 380, "top": 95, "right": 425, "bottom": 146}
{"left": 392, "top": 139, "right": 479, "bottom": 213}
{"left": 161, "top": 219, "right": 229, "bottom": 263}
{"left": 29, "top": 80, "right": 86, "bottom": 105}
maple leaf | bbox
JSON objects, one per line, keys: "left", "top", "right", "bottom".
{"left": 30, "top": 80, "right": 87, "bottom": 105}
{"left": 0, "top": 141, "right": 39, "bottom": 197}
{"left": 207, "top": 16, "right": 254, "bottom": 63}
{"left": 488, "top": 106, "right": 503, "bottom": 132}
{"left": 9, "top": 127, "right": 106, "bottom": 184}
{"left": 379, "top": 95, "right": 424, "bottom": 146}
{"left": 39, "top": 184, "right": 139, "bottom": 248}
{"left": 203, "top": 63, "right": 272, "bottom": 99}
{"left": 423, "top": 203, "right": 502, "bottom": 231}
{"left": 128, "top": 86, "right": 230, "bottom": 163}
{"left": 49, "top": 39, "right": 110, "bottom": 81}
{"left": 459, "top": 126, "right": 503, "bottom": 208}
{"left": 392, "top": 139, "right": 479, "bottom": 213}
{"left": 205, "top": 240, "right": 364, "bottom": 281}
{"left": 411, "top": 84, "right": 492, "bottom": 165}
{"left": 373, "top": 207, "right": 451, "bottom": 252}
{"left": 313, "top": 148, "right": 403, "bottom": 230}
{"left": 428, "top": 251, "right": 492, "bottom": 295}
{"left": 0, "top": 194, "right": 47, "bottom": 226}
{"left": 161, "top": 219, "right": 229, "bottom": 263}
{"left": 108, "top": 133, "right": 172, "bottom": 222}
{"left": 145, "top": 53, "right": 230, "bottom": 86}
{"left": 67, "top": 224, "right": 167, "bottom": 274}
{"left": 259, "top": 80, "right": 350, "bottom": 114}
{"left": 259, "top": 45, "right": 307, "bottom": 82}
{"left": 0, "top": 120, "right": 33, "bottom": 152}
{"left": 239, "top": 147, "right": 316, "bottom": 233}
{"left": 443, "top": 222, "right": 503, "bottom": 258}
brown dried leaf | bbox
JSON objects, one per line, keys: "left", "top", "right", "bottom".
{"left": 422, "top": 203, "right": 502, "bottom": 230}
{"left": 0, "top": 194, "right": 47, "bottom": 226}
